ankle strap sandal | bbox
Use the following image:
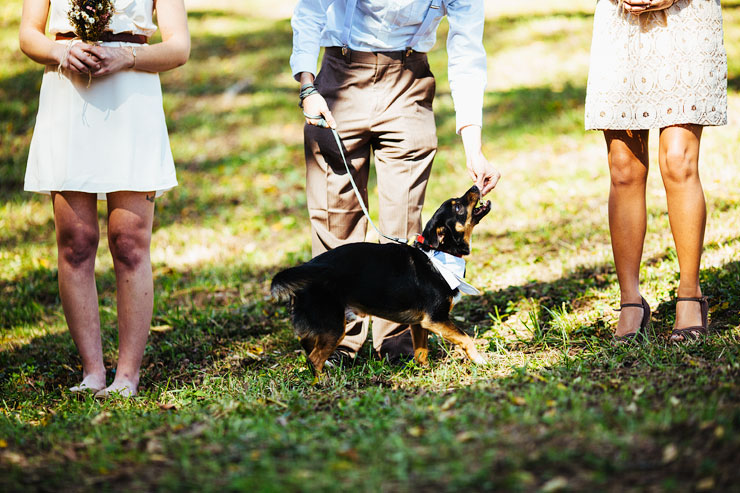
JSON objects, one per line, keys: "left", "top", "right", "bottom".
{"left": 671, "top": 296, "right": 709, "bottom": 342}
{"left": 613, "top": 296, "right": 651, "bottom": 343}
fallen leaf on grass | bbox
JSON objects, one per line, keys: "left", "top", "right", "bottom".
{"left": 541, "top": 476, "right": 568, "bottom": 492}
{"left": 61, "top": 448, "right": 78, "bottom": 462}
{"left": 709, "top": 302, "right": 728, "bottom": 314}
{"left": 146, "top": 438, "right": 164, "bottom": 454}
{"left": 91, "top": 411, "right": 111, "bottom": 425}
{"left": 0, "top": 450, "right": 28, "bottom": 467}
{"left": 714, "top": 426, "right": 725, "bottom": 439}
{"left": 408, "top": 426, "right": 423, "bottom": 437}
{"left": 177, "top": 422, "right": 208, "bottom": 438}
{"left": 456, "top": 431, "right": 474, "bottom": 443}
{"left": 696, "top": 477, "right": 715, "bottom": 491}
{"left": 151, "top": 325, "right": 173, "bottom": 333}
{"left": 511, "top": 396, "right": 526, "bottom": 406}
{"left": 662, "top": 443, "right": 679, "bottom": 463}
{"left": 158, "top": 402, "right": 177, "bottom": 411}
{"left": 149, "top": 454, "right": 170, "bottom": 463}
{"left": 440, "top": 395, "right": 457, "bottom": 411}
{"left": 338, "top": 448, "right": 359, "bottom": 462}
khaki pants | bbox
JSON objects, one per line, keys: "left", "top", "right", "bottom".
{"left": 304, "top": 47, "right": 437, "bottom": 357}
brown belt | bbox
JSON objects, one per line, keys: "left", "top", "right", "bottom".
{"left": 55, "top": 32, "right": 148, "bottom": 44}
{"left": 324, "top": 46, "right": 426, "bottom": 65}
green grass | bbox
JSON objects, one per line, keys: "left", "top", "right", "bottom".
{"left": 2, "top": 1, "right": 740, "bottom": 491}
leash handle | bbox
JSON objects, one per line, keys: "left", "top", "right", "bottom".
{"left": 304, "top": 114, "right": 408, "bottom": 245}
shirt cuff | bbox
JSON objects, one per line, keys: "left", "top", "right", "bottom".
{"left": 451, "top": 82, "right": 485, "bottom": 134}
{"left": 290, "top": 52, "right": 320, "bottom": 81}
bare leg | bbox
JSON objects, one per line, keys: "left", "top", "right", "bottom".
{"left": 96, "top": 191, "right": 155, "bottom": 397}
{"left": 604, "top": 130, "right": 650, "bottom": 337}
{"left": 52, "top": 192, "right": 107, "bottom": 391}
{"left": 658, "top": 125, "right": 706, "bottom": 340}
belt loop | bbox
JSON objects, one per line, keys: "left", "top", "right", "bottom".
{"left": 342, "top": 45, "right": 351, "bottom": 64}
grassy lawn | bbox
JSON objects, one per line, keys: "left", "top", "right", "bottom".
{"left": 2, "top": 0, "right": 739, "bottom": 491}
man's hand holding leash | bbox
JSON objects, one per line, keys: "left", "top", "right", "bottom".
{"left": 299, "top": 72, "right": 337, "bottom": 130}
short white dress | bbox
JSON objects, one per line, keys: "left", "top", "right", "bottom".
{"left": 585, "top": 0, "right": 728, "bottom": 130}
{"left": 24, "top": 0, "right": 177, "bottom": 199}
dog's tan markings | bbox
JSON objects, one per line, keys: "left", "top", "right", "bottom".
{"left": 411, "top": 324, "right": 430, "bottom": 366}
{"left": 420, "top": 315, "right": 486, "bottom": 364}
{"left": 435, "top": 226, "right": 445, "bottom": 244}
{"left": 303, "top": 330, "right": 346, "bottom": 375}
{"left": 462, "top": 201, "right": 477, "bottom": 243}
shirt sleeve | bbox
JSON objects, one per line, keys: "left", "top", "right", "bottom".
{"left": 445, "top": 0, "right": 487, "bottom": 133}
{"left": 290, "top": 0, "right": 333, "bottom": 80}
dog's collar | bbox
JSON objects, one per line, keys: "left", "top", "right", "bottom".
{"left": 424, "top": 249, "right": 480, "bottom": 295}
{"left": 415, "top": 234, "right": 464, "bottom": 258}
{"left": 415, "top": 234, "right": 433, "bottom": 251}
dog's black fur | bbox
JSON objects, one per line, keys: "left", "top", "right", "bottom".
{"left": 271, "top": 185, "right": 491, "bottom": 374}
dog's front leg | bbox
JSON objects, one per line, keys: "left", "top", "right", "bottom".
{"left": 410, "top": 324, "right": 430, "bottom": 366}
{"left": 421, "top": 318, "right": 487, "bottom": 365}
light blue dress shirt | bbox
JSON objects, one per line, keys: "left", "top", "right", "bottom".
{"left": 290, "top": 0, "right": 487, "bottom": 132}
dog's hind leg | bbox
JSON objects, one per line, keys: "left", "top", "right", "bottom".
{"left": 421, "top": 317, "right": 486, "bottom": 365}
{"left": 410, "top": 324, "right": 430, "bottom": 366}
{"left": 306, "top": 329, "right": 345, "bottom": 375}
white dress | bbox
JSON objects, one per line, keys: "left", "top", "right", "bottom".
{"left": 585, "top": 0, "right": 727, "bottom": 130}
{"left": 24, "top": 0, "right": 177, "bottom": 199}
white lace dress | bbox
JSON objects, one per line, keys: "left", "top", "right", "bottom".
{"left": 585, "top": 0, "right": 727, "bottom": 130}
{"left": 24, "top": 0, "right": 177, "bottom": 199}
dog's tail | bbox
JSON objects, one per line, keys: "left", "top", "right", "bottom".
{"left": 271, "top": 264, "right": 330, "bottom": 301}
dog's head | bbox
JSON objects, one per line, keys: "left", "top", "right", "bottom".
{"left": 416, "top": 185, "right": 491, "bottom": 257}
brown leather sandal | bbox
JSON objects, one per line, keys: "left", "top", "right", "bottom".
{"left": 613, "top": 296, "right": 651, "bottom": 343}
{"left": 670, "top": 296, "right": 709, "bottom": 343}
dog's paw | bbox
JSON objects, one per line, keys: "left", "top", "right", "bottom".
{"left": 469, "top": 353, "right": 488, "bottom": 365}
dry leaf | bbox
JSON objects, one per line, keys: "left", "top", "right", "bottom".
{"left": 151, "top": 325, "right": 173, "bottom": 333}
{"left": 91, "top": 411, "right": 111, "bottom": 425}
{"left": 158, "top": 402, "right": 177, "bottom": 411}
{"left": 696, "top": 477, "right": 715, "bottom": 491}
{"left": 541, "top": 476, "right": 568, "bottom": 492}
{"left": 662, "top": 443, "right": 679, "bottom": 463}
{"left": 146, "top": 438, "right": 164, "bottom": 454}
{"left": 511, "top": 396, "right": 526, "bottom": 406}
{"left": 441, "top": 396, "right": 458, "bottom": 411}
{"left": 456, "top": 431, "right": 474, "bottom": 443}
{"left": 408, "top": 426, "right": 423, "bottom": 437}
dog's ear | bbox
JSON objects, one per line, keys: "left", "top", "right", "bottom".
{"left": 420, "top": 217, "right": 445, "bottom": 249}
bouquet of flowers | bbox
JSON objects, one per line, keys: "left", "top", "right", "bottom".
{"left": 67, "top": 0, "right": 115, "bottom": 43}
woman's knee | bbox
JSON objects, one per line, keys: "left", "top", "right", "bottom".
{"left": 108, "top": 228, "right": 150, "bottom": 270}
{"left": 608, "top": 149, "right": 647, "bottom": 188}
{"left": 662, "top": 146, "right": 699, "bottom": 186}
{"left": 57, "top": 226, "right": 99, "bottom": 268}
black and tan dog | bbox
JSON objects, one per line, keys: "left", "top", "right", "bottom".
{"left": 271, "top": 185, "right": 491, "bottom": 375}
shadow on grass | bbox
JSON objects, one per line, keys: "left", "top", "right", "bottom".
{"left": 0, "top": 262, "right": 288, "bottom": 397}
{"left": 2, "top": 258, "right": 739, "bottom": 491}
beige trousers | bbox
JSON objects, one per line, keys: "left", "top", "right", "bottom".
{"left": 304, "top": 47, "right": 437, "bottom": 357}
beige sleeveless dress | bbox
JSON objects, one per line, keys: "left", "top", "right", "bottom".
{"left": 24, "top": 0, "right": 177, "bottom": 199}
{"left": 585, "top": 0, "right": 727, "bottom": 130}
